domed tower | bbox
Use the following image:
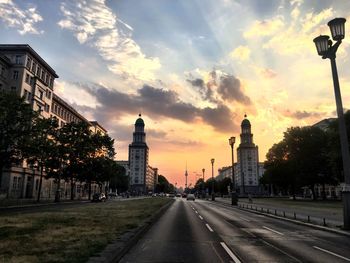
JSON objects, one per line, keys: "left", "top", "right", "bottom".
{"left": 129, "top": 114, "right": 149, "bottom": 194}
{"left": 236, "top": 115, "right": 259, "bottom": 195}
{"left": 240, "top": 114, "right": 253, "bottom": 145}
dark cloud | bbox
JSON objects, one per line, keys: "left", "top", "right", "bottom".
{"left": 284, "top": 110, "right": 324, "bottom": 120}
{"left": 217, "top": 74, "right": 251, "bottom": 104}
{"left": 187, "top": 71, "right": 251, "bottom": 105}
{"left": 79, "top": 83, "right": 237, "bottom": 134}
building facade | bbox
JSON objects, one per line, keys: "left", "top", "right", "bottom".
{"left": 0, "top": 44, "right": 108, "bottom": 200}
{"left": 236, "top": 115, "right": 262, "bottom": 195}
{"left": 129, "top": 114, "right": 149, "bottom": 194}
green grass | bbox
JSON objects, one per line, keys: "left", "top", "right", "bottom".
{"left": 0, "top": 198, "right": 172, "bottom": 263}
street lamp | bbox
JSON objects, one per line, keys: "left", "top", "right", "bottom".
{"left": 211, "top": 158, "right": 215, "bottom": 201}
{"left": 202, "top": 168, "right": 205, "bottom": 198}
{"left": 313, "top": 17, "right": 350, "bottom": 230}
{"left": 229, "top": 137, "right": 238, "bottom": 206}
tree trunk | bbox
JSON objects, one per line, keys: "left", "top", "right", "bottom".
{"left": 54, "top": 174, "right": 61, "bottom": 203}
{"left": 88, "top": 181, "right": 92, "bottom": 200}
{"left": 322, "top": 183, "right": 326, "bottom": 200}
{"left": 70, "top": 177, "right": 75, "bottom": 201}
{"left": 37, "top": 165, "right": 44, "bottom": 202}
{"left": 310, "top": 185, "right": 316, "bottom": 200}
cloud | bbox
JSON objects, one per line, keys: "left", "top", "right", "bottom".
{"left": 187, "top": 70, "right": 251, "bottom": 105}
{"left": 74, "top": 82, "right": 237, "bottom": 133}
{"left": 283, "top": 110, "right": 324, "bottom": 120}
{"left": 243, "top": 16, "right": 284, "bottom": 39}
{"left": 58, "top": 0, "right": 161, "bottom": 81}
{"left": 230, "top": 45, "right": 251, "bottom": 61}
{"left": 0, "top": 0, "right": 43, "bottom": 34}
{"left": 217, "top": 74, "right": 251, "bottom": 104}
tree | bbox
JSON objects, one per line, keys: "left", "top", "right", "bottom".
{"left": 0, "top": 91, "right": 38, "bottom": 191}
{"left": 155, "top": 175, "right": 173, "bottom": 193}
{"left": 26, "top": 117, "right": 58, "bottom": 202}
{"left": 108, "top": 163, "right": 128, "bottom": 194}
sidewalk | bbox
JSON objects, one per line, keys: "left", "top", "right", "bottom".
{"left": 215, "top": 197, "right": 343, "bottom": 227}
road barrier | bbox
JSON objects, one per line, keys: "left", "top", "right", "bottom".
{"left": 239, "top": 203, "right": 332, "bottom": 228}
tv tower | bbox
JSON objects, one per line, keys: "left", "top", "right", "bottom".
{"left": 185, "top": 162, "right": 188, "bottom": 190}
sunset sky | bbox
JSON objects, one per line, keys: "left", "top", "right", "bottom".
{"left": 1, "top": 0, "right": 350, "bottom": 187}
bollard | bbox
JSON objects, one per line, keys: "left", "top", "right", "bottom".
{"left": 323, "top": 218, "right": 326, "bottom": 226}
{"left": 256, "top": 206, "right": 257, "bottom": 211}
{"left": 283, "top": 211, "right": 286, "bottom": 217}
{"left": 294, "top": 212, "right": 296, "bottom": 219}
{"left": 275, "top": 209, "right": 277, "bottom": 216}
{"left": 251, "top": 205, "right": 253, "bottom": 209}
{"left": 267, "top": 208, "right": 269, "bottom": 214}
{"left": 261, "top": 207, "right": 263, "bottom": 212}
{"left": 308, "top": 215, "right": 310, "bottom": 223}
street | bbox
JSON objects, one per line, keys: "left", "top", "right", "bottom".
{"left": 120, "top": 198, "right": 350, "bottom": 263}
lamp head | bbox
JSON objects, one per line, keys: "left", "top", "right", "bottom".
{"left": 229, "top": 136, "right": 236, "bottom": 146}
{"left": 211, "top": 158, "right": 215, "bottom": 164}
{"left": 328, "top": 17, "right": 346, "bottom": 41}
{"left": 313, "top": 35, "right": 330, "bottom": 56}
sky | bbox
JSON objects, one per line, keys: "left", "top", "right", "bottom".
{"left": 1, "top": 0, "right": 350, "bottom": 187}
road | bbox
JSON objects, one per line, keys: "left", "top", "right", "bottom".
{"left": 120, "top": 198, "right": 350, "bottom": 263}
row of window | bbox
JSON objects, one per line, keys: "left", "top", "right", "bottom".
{"left": 26, "top": 56, "right": 54, "bottom": 88}
{"left": 52, "top": 102, "right": 80, "bottom": 123}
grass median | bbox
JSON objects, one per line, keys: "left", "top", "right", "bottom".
{"left": 0, "top": 197, "right": 172, "bottom": 263}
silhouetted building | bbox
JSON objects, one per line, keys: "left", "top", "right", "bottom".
{"left": 129, "top": 114, "right": 149, "bottom": 194}
{"left": 236, "top": 115, "right": 262, "bottom": 195}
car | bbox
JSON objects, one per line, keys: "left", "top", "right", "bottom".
{"left": 152, "top": 193, "right": 157, "bottom": 197}
{"left": 168, "top": 193, "right": 175, "bottom": 198}
{"left": 92, "top": 193, "right": 106, "bottom": 202}
{"left": 187, "top": 194, "right": 195, "bottom": 201}
{"left": 108, "top": 192, "right": 118, "bottom": 198}
{"left": 182, "top": 193, "right": 187, "bottom": 198}
{"left": 176, "top": 193, "right": 181, "bottom": 197}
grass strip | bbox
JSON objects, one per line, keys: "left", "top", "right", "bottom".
{"left": 0, "top": 198, "right": 172, "bottom": 263}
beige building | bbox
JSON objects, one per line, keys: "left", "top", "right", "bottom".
{"left": 0, "top": 44, "right": 108, "bottom": 200}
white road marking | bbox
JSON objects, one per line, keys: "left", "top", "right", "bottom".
{"left": 313, "top": 246, "right": 350, "bottom": 262}
{"left": 195, "top": 211, "right": 198, "bottom": 214}
{"left": 256, "top": 214, "right": 265, "bottom": 218}
{"left": 206, "top": 223, "right": 214, "bottom": 232}
{"left": 239, "top": 216, "right": 250, "bottom": 222}
{"left": 220, "top": 242, "right": 242, "bottom": 263}
{"left": 263, "top": 226, "right": 284, "bottom": 235}
{"left": 262, "top": 240, "right": 303, "bottom": 263}
{"left": 199, "top": 215, "right": 203, "bottom": 220}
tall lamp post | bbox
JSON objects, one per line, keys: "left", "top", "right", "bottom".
{"left": 211, "top": 158, "right": 215, "bottom": 201}
{"left": 202, "top": 168, "right": 205, "bottom": 198}
{"left": 313, "top": 17, "right": 350, "bottom": 230}
{"left": 229, "top": 137, "right": 238, "bottom": 205}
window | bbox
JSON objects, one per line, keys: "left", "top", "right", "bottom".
{"left": 49, "top": 77, "right": 54, "bottom": 88}
{"left": 45, "top": 104, "right": 50, "bottom": 112}
{"left": 15, "top": 55, "right": 22, "bottom": 64}
{"left": 26, "top": 57, "right": 32, "bottom": 69}
{"left": 41, "top": 70, "right": 45, "bottom": 80}
{"left": 38, "top": 90, "right": 43, "bottom": 100}
{"left": 13, "top": 70, "right": 19, "bottom": 80}
{"left": 29, "top": 76, "right": 34, "bottom": 86}
{"left": 23, "top": 90, "right": 28, "bottom": 99}
{"left": 27, "top": 92, "right": 31, "bottom": 101}
{"left": 36, "top": 66, "right": 41, "bottom": 76}
{"left": 25, "top": 73, "right": 30, "bottom": 83}
{"left": 37, "top": 105, "right": 42, "bottom": 113}
{"left": 31, "top": 62, "right": 36, "bottom": 73}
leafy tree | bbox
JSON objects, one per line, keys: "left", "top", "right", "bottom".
{"left": 108, "top": 163, "right": 128, "bottom": 194}
{"left": 0, "top": 91, "right": 38, "bottom": 191}
{"left": 26, "top": 117, "right": 58, "bottom": 202}
{"left": 155, "top": 175, "right": 173, "bottom": 193}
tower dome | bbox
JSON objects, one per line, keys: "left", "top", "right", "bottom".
{"left": 135, "top": 113, "right": 145, "bottom": 126}
{"left": 241, "top": 114, "right": 251, "bottom": 127}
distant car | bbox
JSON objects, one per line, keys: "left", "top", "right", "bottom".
{"left": 176, "top": 193, "right": 181, "bottom": 197}
{"left": 152, "top": 193, "right": 157, "bottom": 197}
{"left": 168, "top": 193, "right": 175, "bottom": 198}
{"left": 182, "top": 193, "right": 187, "bottom": 198}
{"left": 187, "top": 194, "right": 195, "bottom": 201}
{"left": 92, "top": 193, "right": 106, "bottom": 202}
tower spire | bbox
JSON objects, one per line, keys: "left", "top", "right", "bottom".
{"left": 185, "top": 161, "right": 188, "bottom": 190}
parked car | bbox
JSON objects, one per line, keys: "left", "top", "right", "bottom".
{"left": 176, "top": 193, "right": 181, "bottom": 197}
{"left": 92, "top": 193, "right": 106, "bottom": 202}
{"left": 186, "top": 194, "right": 195, "bottom": 201}
{"left": 168, "top": 193, "right": 175, "bottom": 198}
{"left": 182, "top": 193, "right": 187, "bottom": 198}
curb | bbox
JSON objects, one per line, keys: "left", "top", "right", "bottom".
{"left": 208, "top": 200, "right": 350, "bottom": 238}
{"left": 0, "top": 200, "right": 90, "bottom": 210}
{"left": 86, "top": 199, "right": 175, "bottom": 263}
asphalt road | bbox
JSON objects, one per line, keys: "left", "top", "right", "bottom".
{"left": 120, "top": 198, "right": 350, "bottom": 263}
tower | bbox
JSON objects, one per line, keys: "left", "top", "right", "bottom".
{"left": 185, "top": 162, "right": 188, "bottom": 190}
{"left": 236, "top": 115, "right": 260, "bottom": 195}
{"left": 129, "top": 114, "right": 149, "bottom": 194}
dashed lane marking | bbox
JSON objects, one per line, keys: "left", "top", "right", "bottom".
{"left": 199, "top": 215, "right": 203, "bottom": 220}
{"left": 220, "top": 242, "right": 242, "bottom": 263}
{"left": 313, "top": 246, "right": 350, "bottom": 262}
{"left": 195, "top": 211, "right": 198, "bottom": 214}
{"left": 206, "top": 223, "right": 214, "bottom": 232}
{"left": 263, "top": 226, "right": 284, "bottom": 235}
{"left": 239, "top": 216, "right": 250, "bottom": 222}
